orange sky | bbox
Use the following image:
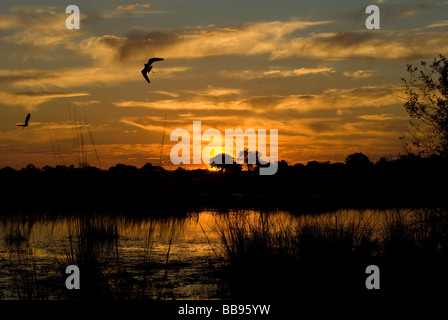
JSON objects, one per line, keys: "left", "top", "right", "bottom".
{"left": 1, "top": 1, "right": 448, "bottom": 169}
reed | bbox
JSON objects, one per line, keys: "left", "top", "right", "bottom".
{"left": 214, "top": 208, "right": 448, "bottom": 301}
{"left": 56, "top": 214, "right": 180, "bottom": 300}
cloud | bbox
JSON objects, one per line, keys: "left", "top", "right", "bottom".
{"left": 273, "top": 31, "right": 448, "bottom": 60}
{"left": 0, "top": 5, "right": 162, "bottom": 62}
{"left": 0, "top": 91, "right": 89, "bottom": 111}
{"left": 0, "top": 6, "right": 81, "bottom": 53}
{"left": 114, "top": 99, "right": 248, "bottom": 111}
{"left": 426, "top": 20, "right": 448, "bottom": 29}
{"left": 0, "top": 68, "right": 131, "bottom": 89}
{"left": 0, "top": 6, "right": 59, "bottom": 30}
{"left": 248, "top": 86, "right": 400, "bottom": 113}
{"left": 0, "top": 66, "right": 189, "bottom": 89}
{"left": 3, "top": 7, "right": 448, "bottom": 67}
{"left": 79, "top": 19, "right": 333, "bottom": 63}
{"left": 1, "top": 6, "right": 425, "bottom": 168}
{"left": 114, "top": 84, "right": 400, "bottom": 115}
{"left": 71, "top": 100, "right": 100, "bottom": 107}
{"left": 4, "top": 8, "right": 448, "bottom": 78}
{"left": 357, "top": 114, "right": 402, "bottom": 121}
{"left": 222, "top": 67, "right": 335, "bottom": 80}
{"left": 91, "top": 6, "right": 166, "bottom": 20}
{"left": 120, "top": 117, "right": 167, "bottom": 132}
{"left": 116, "top": 3, "right": 150, "bottom": 10}
{"left": 0, "top": 119, "right": 94, "bottom": 147}
{"left": 114, "top": 86, "right": 246, "bottom": 111}
{"left": 152, "top": 91, "right": 180, "bottom": 98}
{"left": 203, "top": 87, "right": 241, "bottom": 96}
{"left": 117, "top": 4, "right": 138, "bottom": 10}
{"left": 78, "top": 19, "right": 448, "bottom": 64}
{"left": 395, "top": 5, "right": 433, "bottom": 18}
{"left": 120, "top": 114, "right": 284, "bottom": 135}
{"left": 115, "top": 102, "right": 406, "bottom": 168}
{"left": 343, "top": 70, "right": 377, "bottom": 79}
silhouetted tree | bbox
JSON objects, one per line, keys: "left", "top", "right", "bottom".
{"left": 306, "top": 161, "right": 331, "bottom": 169}
{"left": 239, "top": 148, "right": 264, "bottom": 171}
{"left": 140, "top": 162, "right": 154, "bottom": 175}
{"left": 345, "top": 153, "right": 372, "bottom": 169}
{"left": 108, "top": 164, "right": 138, "bottom": 175}
{"left": 55, "top": 165, "right": 69, "bottom": 173}
{"left": 375, "top": 156, "right": 391, "bottom": 169}
{"left": 293, "top": 163, "right": 305, "bottom": 169}
{"left": 42, "top": 165, "right": 54, "bottom": 173}
{"left": 401, "top": 55, "right": 448, "bottom": 155}
{"left": 277, "top": 160, "right": 290, "bottom": 171}
{"left": 210, "top": 153, "right": 242, "bottom": 173}
{"left": 0, "top": 166, "right": 16, "bottom": 175}
{"left": 21, "top": 164, "right": 40, "bottom": 174}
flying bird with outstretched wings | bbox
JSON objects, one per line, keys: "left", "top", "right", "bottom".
{"left": 16, "top": 113, "right": 30, "bottom": 128}
{"left": 141, "top": 57, "right": 164, "bottom": 84}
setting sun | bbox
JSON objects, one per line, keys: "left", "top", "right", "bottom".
{"left": 2, "top": 1, "right": 447, "bottom": 169}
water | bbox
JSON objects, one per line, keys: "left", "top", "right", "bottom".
{"left": 0, "top": 208, "right": 427, "bottom": 300}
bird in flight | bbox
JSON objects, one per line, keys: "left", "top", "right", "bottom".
{"left": 16, "top": 113, "right": 31, "bottom": 128}
{"left": 141, "top": 57, "right": 164, "bottom": 84}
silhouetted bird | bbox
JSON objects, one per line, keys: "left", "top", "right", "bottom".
{"left": 141, "top": 58, "right": 164, "bottom": 84}
{"left": 16, "top": 113, "right": 30, "bottom": 128}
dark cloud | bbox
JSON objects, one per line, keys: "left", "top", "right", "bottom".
{"left": 395, "top": 4, "right": 434, "bottom": 18}
{"left": 241, "top": 96, "right": 285, "bottom": 110}
{"left": 14, "top": 91, "right": 77, "bottom": 97}
{"left": 306, "top": 122, "right": 340, "bottom": 134}
{"left": 0, "top": 70, "right": 56, "bottom": 84}
{"left": 95, "top": 29, "right": 180, "bottom": 62}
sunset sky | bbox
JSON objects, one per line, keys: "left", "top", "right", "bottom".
{"left": 1, "top": 0, "right": 448, "bottom": 170}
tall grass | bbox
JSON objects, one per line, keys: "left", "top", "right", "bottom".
{"left": 0, "top": 214, "right": 52, "bottom": 300}
{"left": 58, "top": 214, "right": 120, "bottom": 299}
{"left": 214, "top": 212, "right": 300, "bottom": 299}
{"left": 58, "top": 214, "right": 181, "bottom": 300}
{"left": 2, "top": 209, "right": 446, "bottom": 301}
{"left": 216, "top": 212, "right": 296, "bottom": 264}
{"left": 0, "top": 213, "right": 185, "bottom": 300}
{"left": 55, "top": 214, "right": 188, "bottom": 300}
{"left": 1, "top": 214, "right": 35, "bottom": 247}
{"left": 214, "top": 208, "right": 448, "bottom": 301}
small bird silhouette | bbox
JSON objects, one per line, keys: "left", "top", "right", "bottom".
{"left": 141, "top": 57, "right": 164, "bottom": 84}
{"left": 16, "top": 113, "right": 31, "bottom": 128}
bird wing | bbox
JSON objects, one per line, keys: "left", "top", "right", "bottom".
{"left": 141, "top": 69, "right": 150, "bottom": 84}
{"left": 25, "top": 113, "right": 30, "bottom": 125}
{"left": 146, "top": 58, "right": 164, "bottom": 66}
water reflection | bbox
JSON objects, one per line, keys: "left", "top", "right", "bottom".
{"left": 0, "top": 208, "right": 445, "bottom": 300}
{"left": 0, "top": 212, "right": 224, "bottom": 300}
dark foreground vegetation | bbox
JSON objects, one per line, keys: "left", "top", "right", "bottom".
{"left": 215, "top": 208, "right": 448, "bottom": 304}
{"left": 1, "top": 152, "right": 447, "bottom": 213}
{"left": 0, "top": 208, "right": 447, "bottom": 306}
{"left": 1, "top": 152, "right": 448, "bottom": 306}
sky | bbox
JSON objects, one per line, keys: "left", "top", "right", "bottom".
{"left": 1, "top": 0, "right": 448, "bottom": 170}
